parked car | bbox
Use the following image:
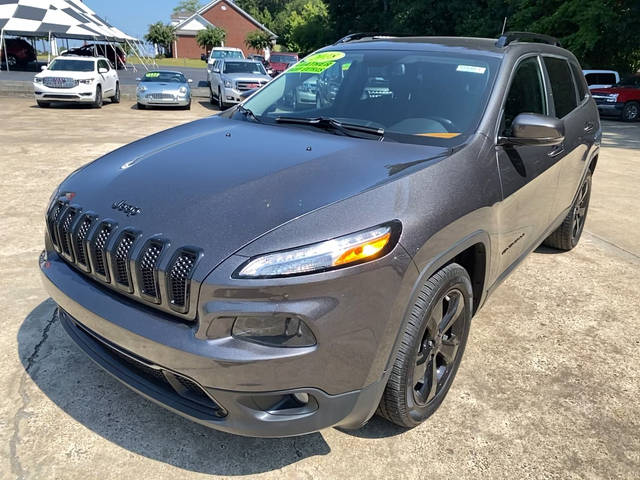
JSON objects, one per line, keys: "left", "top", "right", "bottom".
{"left": 209, "top": 58, "right": 271, "bottom": 109}
{"left": 248, "top": 54, "right": 272, "bottom": 75}
{"left": 33, "top": 56, "right": 120, "bottom": 108}
{"left": 136, "top": 70, "right": 192, "bottom": 110}
{"left": 0, "top": 37, "right": 37, "bottom": 68}
{"left": 206, "top": 47, "right": 244, "bottom": 84}
{"left": 582, "top": 69, "right": 620, "bottom": 90}
{"left": 268, "top": 52, "right": 299, "bottom": 76}
{"left": 591, "top": 75, "right": 640, "bottom": 121}
{"left": 41, "top": 32, "right": 599, "bottom": 437}
{"left": 62, "top": 44, "right": 126, "bottom": 69}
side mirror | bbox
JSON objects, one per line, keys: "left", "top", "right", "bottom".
{"left": 41, "top": 65, "right": 47, "bottom": 71}
{"left": 187, "top": 78, "right": 193, "bottom": 83}
{"left": 135, "top": 77, "right": 141, "bottom": 82}
{"left": 498, "top": 113, "right": 564, "bottom": 147}
{"left": 98, "top": 67, "right": 108, "bottom": 74}
{"left": 212, "top": 68, "right": 220, "bottom": 74}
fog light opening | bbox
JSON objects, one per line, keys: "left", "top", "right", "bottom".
{"left": 232, "top": 316, "right": 316, "bottom": 347}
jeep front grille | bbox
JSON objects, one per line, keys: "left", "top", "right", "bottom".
{"left": 45, "top": 201, "right": 201, "bottom": 317}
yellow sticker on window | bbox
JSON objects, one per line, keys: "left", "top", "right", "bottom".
{"left": 417, "top": 132, "right": 461, "bottom": 138}
{"left": 286, "top": 51, "right": 346, "bottom": 74}
{"left": 342, "top": 62, "right": 352, "bottom": 71}
{"left": 145, "top": 72, "right": 160, "bottom": 78}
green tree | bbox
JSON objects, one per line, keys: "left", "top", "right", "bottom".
{"left": 173, "top": 0, "right": 203, "bottom": 15}
{"left": 245, "top": 30, "right": 273, "bottom": 51}
{"left": 196, "top": 26, "right": 227, "bottom": 50}
{"left": 144, "top": 22, "right": 176, "bottom": 56}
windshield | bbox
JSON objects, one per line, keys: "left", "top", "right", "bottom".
{"left": 142, "top": 72, "right": 186, "bottom": 83}
{"left": 241, "top": 49, "right": 500, "bottom": 145}
{"left": 224, "top": 61, "right": 266, "bottom": 75}
{"left": 270, "top": 54, "right": 298, "bottom": 63}
{"left": 211, "top": 50, "right": 243, "bottom": 60}
{"left": 48, "top": 59, "right": 94, "bottom": 72}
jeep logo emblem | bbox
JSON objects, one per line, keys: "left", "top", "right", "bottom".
{"left": 112, "top": 200, "right": 141, "bottom": 216}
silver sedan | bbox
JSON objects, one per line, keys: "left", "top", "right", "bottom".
{"left": 136, "top": 71, "right": 192, "bottom": 110}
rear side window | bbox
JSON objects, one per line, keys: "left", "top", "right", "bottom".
{"left": 544, "top": 57, "right": 578, "bottom": 118}
{"left": 570, "top": 63, "right": 588, "bottom": 100}
{"left": 501, "top": 57, "right": 546, "bottom": 136}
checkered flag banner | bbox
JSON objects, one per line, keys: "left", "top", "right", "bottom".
{"left": 0, "top": 0, "right": 136, "bottom": 41}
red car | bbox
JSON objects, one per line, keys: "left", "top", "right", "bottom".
{"left": 0, "top": 38, "right": 37, "bottom": 68}
{"left": 591, "top": 75, "right": 640, "bottom": 122}
{"left": 268, "top": 52, "right": 299, "bottom": 76}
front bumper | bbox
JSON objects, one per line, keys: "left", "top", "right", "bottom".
{"left": 136, "top": 92, "right": 190, "bottom": 106}
{"left": 40, "top": 245, "right": 411, "bottom": 436}
{"left": 222, "top": 87, "right": 250, "bottom": 105}
{"left": 595, "top": 101, "right": 624, "bottom": 116}
{"left": 34, "top": 83, "right": 96, "bottom": 102}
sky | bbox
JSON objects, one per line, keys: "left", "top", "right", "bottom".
{"left": 84, "top": 0, "right": 179, "bottom": 42}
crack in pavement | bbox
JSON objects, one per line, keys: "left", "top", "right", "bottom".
{"left": 9, "top": 306, "right": 58, "bottom": 480}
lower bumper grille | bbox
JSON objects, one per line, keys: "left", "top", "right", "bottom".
{"left": 67, "top": 313, "right": 226, "bottom": 417}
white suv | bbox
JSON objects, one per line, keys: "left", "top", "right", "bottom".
{"left": 206, "top": 47, "right": 244, "bottom": 85}
{"left": 34, "top": 56, "right": 120, "bottom": 108}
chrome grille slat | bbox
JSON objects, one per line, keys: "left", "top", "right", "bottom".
{"left": 91, "top": 222, "right": 114, "bottom": 281}
{"left": 73, "top": 215, "right": 94, "bottom": 268}
{"left": 58, "top": 207, "right": 78, "bottom": 260}
{"left": 47, "top": 200, "right": 67, "bottom": 250}
{"left": 167, "top": 250, "right": 197, "bottom": 313}
{"left": 139, "top": 241, "right": 164, "bottom": 302}
{"left": 114, "top": 231, "right": 136, "bottom": 291}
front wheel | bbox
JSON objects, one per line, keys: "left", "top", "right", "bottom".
{"left": 378, "top": 263, "right": 473, "bottom": 428}
{"left": 543, "top": 171, "right": 592, "bottom": 251}
{"left": 93, "top": 85, "right": 103, "bottom": 108}
{"left": 137, "top": 102, "right": 146, "bottom": 110}
{"left": 217, "top": 87, "right": 225, "bottom": 110}
{"left": 621, "top": 101, "right": 639, "bottom": 122}
{"left": 209, "top": 87, "right": 215, "bottom": 105}
{"left": 111, "top": 82, "right": 120, "bottom": 103}
{"left": 37, "top": 100, "right": 50, "bottom": 108}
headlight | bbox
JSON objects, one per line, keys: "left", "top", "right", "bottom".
{"left": 179, "top": 86, "right": 187, "bottom": 94}
{"left": 235, "top": 223, "right": 397, "bottom": 278}
{"left": 606, "top": 93, "right": 619, "bottom": 102}
{"left": 137, "top": 85, "right": 147, "bottom": 93}
{"left": 224, "top": 79, "right": 232, "bottom": 88}
{"left": 34, "top": 77, "right": 43, "bottom": 83}
{"left": 79, "top": 78, "right": 94, "bottom": 85}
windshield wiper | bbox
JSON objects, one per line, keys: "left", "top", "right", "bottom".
{"left": 275, "top": 116, "right": 384, "bottom": 140}
{"left": 236, "top": 104, "right": 262, "bottom": 123}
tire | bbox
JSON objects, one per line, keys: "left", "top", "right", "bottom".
{"left": 209, "top": 87, "right": 215, "bottom": 105}
{"left": 111, "top": 82, "right": 120, "bottom": 103}
{"left": 93, "top": 85, "right": 103, "bottom": 109}
{"left": 137, "top": 102, "right": 145, "bottom": 110}
{"left": 218, "top": 87, "right": 225, "bottom": 110}
{"left": 183, "top": 101, "right": 191, "bottom": 110}
{"left": 378, "top": 263, "right": 473, "bottom": 428}
{"left": 37, "top": 101, "right": 50, "bottom": 108}
{"left": 621, "top": 101, "right": 639, "bottom": 122}
{"left": 543, "top": 171, "right": 592, "bottom": 251}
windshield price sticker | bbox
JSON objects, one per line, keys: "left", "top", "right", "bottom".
{"left": 145, "top": 72, "right": 161, "bottom": 78}
{"left": 287, "top": 51, "right": 346, "bottom": 74}
{"left": 456, "top": 65, "right": 486, "bottom": 74}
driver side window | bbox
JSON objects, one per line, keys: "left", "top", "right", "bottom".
{"left": 501, "top": 57, "right": 547, "bottom": 136}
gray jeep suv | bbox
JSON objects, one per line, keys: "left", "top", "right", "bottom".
{"left": 40, "top": 32, "right": 600, "bottom": 437}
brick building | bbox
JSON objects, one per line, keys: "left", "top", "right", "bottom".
{"left": 172, "top": 0, "right": 276, "bottom": 59}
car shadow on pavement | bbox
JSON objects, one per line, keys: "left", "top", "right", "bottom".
{"left": 18, "top": 300, "right": 330, "bottom": 475}
{"left": 198, "top": 100, "right": 221, "bottom": 111}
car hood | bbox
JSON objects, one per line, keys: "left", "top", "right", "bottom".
{"left": 223, "top": 73, "right": 271, "bottom": 82}
{"left": 591, "top": 86, "right": 637, "bottom": 95}
{"left": 139, "top": 81, "right": 188, "bottom": 91}
{"left": 58, "top": 116, "right": 449, "bottom": 278}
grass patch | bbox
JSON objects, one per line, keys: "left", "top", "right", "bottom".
{"left": 131, "top": 57, "right": 207, "bottom": 68}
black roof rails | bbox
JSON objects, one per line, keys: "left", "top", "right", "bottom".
{"left": 334, "top": 32, "right": 396, "bottom": 44}
{"left": 496, "top": 31, "right": 561, "bottom": 48}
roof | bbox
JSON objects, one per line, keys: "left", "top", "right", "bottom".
{"left": 173, "top": 13, "right": 215, "bottom": 35}
{"left": 328, "top": 35, "right": 570, "bottom": 58}
{"left": 174, "top": 0, "right": 276, "bottom": 38}
{"left": 0, "top": 0, "right": 137, "bottom": 41}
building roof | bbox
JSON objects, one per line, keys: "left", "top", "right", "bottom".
{"left": 173, "top": 0, "right": 276, "bottom": 38}
{"left": 173, "top": 13, "right": 216, "bottom": 36}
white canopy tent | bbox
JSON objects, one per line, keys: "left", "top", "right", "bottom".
{"left": 0, "top": 0, "right": 152, "bottom": 71}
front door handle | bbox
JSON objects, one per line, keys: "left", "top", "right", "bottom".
{"left": 584, "top": 121, "right": 595, "bottom": 133}
{"left": 548, "top": 144, "right": 565, "bottom": 158}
